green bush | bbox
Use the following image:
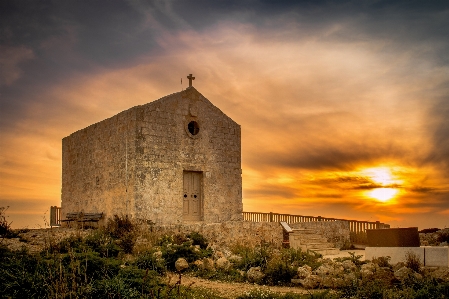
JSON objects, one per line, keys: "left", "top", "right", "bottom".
{"left": 188, "top": 231, "right": 209, "bottom": 249}
{"left": 230, "top": 242, "right": 273, "bottom": 271}
{"left": 263, "top": 258, "right": 296, "bottom": 285}
{"left": 405, "top": 251, "right": 422, "bottom": 273}
{"left": 134, "top": 249, "right": 167, "bottom": 274}
{"left": 106, "top": 215, "right": 137, "bottom": 254}
{"left": 372, "top": 256, "right": 392, "bottom": 268}
{"left": 162, "top": 240, "right": 212, "bottom": 271}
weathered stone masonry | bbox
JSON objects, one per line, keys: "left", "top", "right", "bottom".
{"left": 61, "top": 87, "right": 243, "bottom": 225}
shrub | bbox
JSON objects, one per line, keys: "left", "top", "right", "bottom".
{"left": 84, "top": 229, "right": 121, "bottom": 257}
{"left": 405, "top": 251, "right": 422, "bottom": 273}
{"left": 372, "top": 256, "right": 391, "bottom": 268}
{"left": 0, "top": 206, "right": 17, "bottom": 238}
{"left": 188, "top": 231, "right": 209, "bottom": 249}
{"left": 263, "top": 257, "right": 296, "bottom": 285}
{"left": 106, "top": 215, "right": 135, "bottom": 238}
{"left": 437, "top": 230, "right": 449, "bottom": 243}
{"left": 134, "top": 249, "right": 167, "bottom": 274}
{"left": 230, "top": 242, "right": 273, "bottom": 271}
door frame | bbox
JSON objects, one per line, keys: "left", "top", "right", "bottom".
{"left": 182, "top": 170, "right": 204, "bottom": 221}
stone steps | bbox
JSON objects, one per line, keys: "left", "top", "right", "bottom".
{"left": 284, "top": 223, "right": 340, "bottom": 256}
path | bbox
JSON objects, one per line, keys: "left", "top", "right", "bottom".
{"left": 167, "top": 273, "right": 316, "bottom": 299}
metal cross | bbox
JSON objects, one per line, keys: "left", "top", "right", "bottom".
{"left": 187, "top": 74, "right": 195, "bottom": 87}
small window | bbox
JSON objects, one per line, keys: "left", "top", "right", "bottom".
{"left": 188, "top": 121, "right": 200, "bottom": 135}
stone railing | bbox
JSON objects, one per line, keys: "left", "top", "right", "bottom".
{"left": 243, "top": 211, "right": 389, "bottom": 243}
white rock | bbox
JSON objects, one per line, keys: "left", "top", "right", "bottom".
{"left": 175, "top": 258, "right": 189, "bottom": 272}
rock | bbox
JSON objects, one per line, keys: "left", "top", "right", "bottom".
{"left": 300, "top": 274, "right": 320, "bottom": 289}
{"left": 315, "top": 264, "right": 332, "bottom": 276}
{"left": 297, "top": 265, "right": 312, "bottom": 279}
{"left": 341, "top": 260, "right": 357, "bottom": 272}
{"left": 193, "top": 260, "right": 204, "bottom": 269}
{"left": 360, "top": 262, "right": 378, "bottom": 278}
{"left": 175, "top": 258, "right": 189, "bottom": 272}
{"left": 247, "top": 267, "right": 265, "bottom": 284}
{"left": 393, "top": 262, "right": 405, "bottom": 272}
{"left": 216, "top": 257, "right": 231, "bottom": 270}
{"left": 394, "top": 266, "right": 414, "bottom": 280}
{"left": 315, "top": 262, "right": 344, "bottom": 277}
{"left": 429, "top": 268, "right": 449, "bottom": 281}
{"left": 203, "top": 258, "right": 215, "bottom": 271}
{"left": 153, "top": 251, "right": 163, "bottom": 259}
{"left": 214, "top": 250, "right": 225, "bottom": 259}
{"left": 228, "top": 254, "right": 242, "bottom": 264}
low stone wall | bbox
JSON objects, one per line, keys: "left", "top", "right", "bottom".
{"left": 4, "top": 221, "right": 284, "bottom": 252}
{"left": 3, "top": 228, "right": 91, "bottom": 253}
{"left": 150, "top": 221, "right": 284, "bottom": 248}
{"left": 289, "top": 221, "right": 350, "bottom": 248}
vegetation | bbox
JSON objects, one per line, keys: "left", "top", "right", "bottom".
{"left": 1, "top": 210, "right": 449, "bottom": 298}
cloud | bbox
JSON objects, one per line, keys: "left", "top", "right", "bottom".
{"left": 0, "top": 45, "right": 34, "bottom": 86}
{"left": 1, "top": 0, "right": 449, "bottom": 229}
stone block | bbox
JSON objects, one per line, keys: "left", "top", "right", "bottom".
{"left": 367, "top": 227, "right": 419, "bottom": 247}
{"left": 425, "top": 247, "right": 449, "bottom": 267}
{"left": 365, "top": 247, "right": 424, "bottom": 265}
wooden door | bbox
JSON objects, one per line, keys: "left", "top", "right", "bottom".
{"left": 183, "top": 171, "right": 202, "bottom": 221}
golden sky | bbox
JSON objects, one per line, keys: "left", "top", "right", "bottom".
{"left": 1, "top": 1, "right": 448, "bottom": 229}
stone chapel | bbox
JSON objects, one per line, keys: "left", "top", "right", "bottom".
{"left": 61, "top": 76, "right": 242, "bottom": 225}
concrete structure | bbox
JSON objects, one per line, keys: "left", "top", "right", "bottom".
{"left": 365, "top": 246, "right": 449, "bottom": 267}
{"left": 61, "top": 84, "right": 242, "bottom": 225}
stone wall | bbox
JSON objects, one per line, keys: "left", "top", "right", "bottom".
{"left": 61, "top": 87, "right": 242, "bottom": 225}
{"left": 290, "top": 221, "right": 350, "bottom": 248}
{"left": 150, "top": 221, "right": 284, "bottom": 248}
{"left": 61, "top": 108, "right": 137, "bottom": 219}
{"left": 5, "top": 222, "right": 284, "bottom": 253}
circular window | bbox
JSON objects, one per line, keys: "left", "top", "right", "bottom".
{"left": 188, "top": 121, "right": 200, "bottom": 135}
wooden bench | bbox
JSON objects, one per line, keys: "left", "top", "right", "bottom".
{"left": 61, "top": 212, "right": 104, "bottom": 227}
{"left": 79, "top": 213, "right": 104, "bottom": 224}
{"left": 60, "top": 212, "right": 81, "bottom": 223}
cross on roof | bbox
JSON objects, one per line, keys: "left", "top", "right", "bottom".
{"left": 187, "top": 74, "right": 195, "bottom": 87}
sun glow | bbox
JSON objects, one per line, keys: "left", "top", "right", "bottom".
{"left": 363, "top": 167, "right": 399, "bottom": 185}
{"left": 361, "top": 167, "right": 403, "bottom": 202}
{"left": 368, "top": 188, "right": 399, "bottom": 202}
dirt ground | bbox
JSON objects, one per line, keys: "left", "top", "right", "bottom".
{"left": 167, "top": 273, "right": 315, "bottom": 299}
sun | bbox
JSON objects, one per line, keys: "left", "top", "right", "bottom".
{"left": 361, "top": 167, "right": 403, "bottom": 202}
{"left": 368, "top": 188, "right": 398, "bottom": 202}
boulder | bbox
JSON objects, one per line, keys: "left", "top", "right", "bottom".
{"left": 300, "top": 274, "right": 321, "bottom": 289}
{"left": 175, "top": 258, "right": 189, "bottom": 272}
{"left": 203, "top": 258, "right": 215, "bottom": 271}
{"left": 429, "top": 268, "right": 449, "bottom": 281}
{"left": 297, "top": 265, "right": 312, "bottom": 279}
{"left": 341, "top": 260, "right": 357, "bottom": 272}
{"left": 216, "top": 257, "right": 231, "bottom": 270}
{"left": 394, "top": 266, "right": 422, "bottom": 281}
{"left": 193, "top": 260, "right": 204, "bottom": 269}
{"left": 153, "top": 251, "right": 163, "bottom": 259}
{"left": 360, "top": 262, "right": 378, "bottom": 278}
{"left": 247, "top": 267, "right": 265, "bottom": 284}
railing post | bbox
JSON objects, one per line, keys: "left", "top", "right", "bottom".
{"left": 376, "top": 221, "right": 380, "bottom": 229}
{"left": 269, "top": 212, "right": 273, "bottom": 222}
{"left": 318, "top": 216, "right": 322, "bottom": 221}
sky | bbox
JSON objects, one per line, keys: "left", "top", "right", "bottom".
{"left": 1, "top": 0, "right": 448, "bottom": 229}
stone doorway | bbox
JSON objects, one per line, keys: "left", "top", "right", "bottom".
{"left": 183, "top": 171, "right": 202, "bottom": 221}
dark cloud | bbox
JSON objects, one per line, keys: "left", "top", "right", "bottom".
{"left": 426, "top": 92, "right": 449, "bottom": 174}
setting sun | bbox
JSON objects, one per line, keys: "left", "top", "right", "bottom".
{"left": 368, "top": 188, "right": 399, "bottom": 202}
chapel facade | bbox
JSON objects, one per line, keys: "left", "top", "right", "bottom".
{"left": 61, "top": 82, "right": 242, "bottom": 225}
